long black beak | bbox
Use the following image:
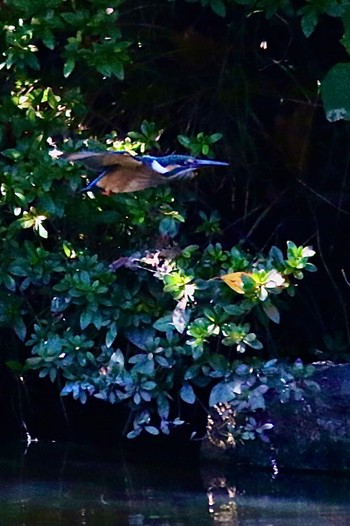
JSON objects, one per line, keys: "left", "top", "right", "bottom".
{"left": 194, "top": 160, "right": 229, "bottom": 167}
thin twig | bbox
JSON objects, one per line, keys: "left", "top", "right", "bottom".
{"left": 297, "top": 178, "right": 349, "bottom": 215}
{"left": 244, "top": 187, "right": 289, "bottom": 241}
{"left": 341, "top": 268, "right": 350, "bottom": 287}
{"left": 315, "top": 228, "right": 350, "bottom": 345}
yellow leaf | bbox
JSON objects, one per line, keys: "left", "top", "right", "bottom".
{"left": 220, "top": 272, "right": 251, "bottom": 294}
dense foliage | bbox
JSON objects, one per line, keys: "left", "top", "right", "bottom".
{"left": 0, "top": 0, "right": 349, "bottom": 440}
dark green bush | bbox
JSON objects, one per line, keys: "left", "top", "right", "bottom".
{"left": 0, "top": 136, "right": 316, "bottom": 437}
{"left": 3, "top": 0, "right": 348, "bottom": 441}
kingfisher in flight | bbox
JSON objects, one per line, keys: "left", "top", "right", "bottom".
{"left": 64, "top": 151, "right": 229, "bottom": 195}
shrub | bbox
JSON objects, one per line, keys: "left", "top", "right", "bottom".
{"left": 0, "top": 0, "right": 319, "bottom": 440}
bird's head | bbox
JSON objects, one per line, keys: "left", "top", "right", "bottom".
{"left": 139, "top": 154, "right": 229, "bottom": 179}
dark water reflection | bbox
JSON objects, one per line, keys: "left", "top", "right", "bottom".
{"left": 1, "top": 442, "right": 350, "bottom": 525}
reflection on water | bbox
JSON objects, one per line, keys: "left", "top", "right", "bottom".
{"left": 0, "top": 442, "right": 350, "bottom": 525}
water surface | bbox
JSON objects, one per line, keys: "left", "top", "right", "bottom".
{"left": 0, "top": 441, "right": 350, "bottom": 525}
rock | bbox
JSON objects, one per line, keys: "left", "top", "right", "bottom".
{"left": 201, "top": 363, "right": 350, "bottom": 472}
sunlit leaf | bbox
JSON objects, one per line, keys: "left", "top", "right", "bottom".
{"left": 220, "top": 272, "right": 251, "bottom": 293}
{"left": 105, "top": 321, "right": 118, "bottom": 348}
{"left": 63, "top": 58, "right": 75, "bottom": 78}
{"left": 172, "top": 298, "right": 190, "bottom": 333}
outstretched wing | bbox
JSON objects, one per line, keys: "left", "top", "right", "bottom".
{"left": 64, "top": 151, "right": 143, "bottom": 170}
{"left": 65, "top": 151, "right": 163, "bottom": 194}
{"left": 86, "top": 168, "right": 164, "bottom": 194}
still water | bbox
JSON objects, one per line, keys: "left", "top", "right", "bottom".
{"left": 0, "top": 441, "right": 350, "bottom": 525}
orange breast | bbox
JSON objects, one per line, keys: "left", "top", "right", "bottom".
{"left": 96, "top": 168, "right": 164, "bottom": 194}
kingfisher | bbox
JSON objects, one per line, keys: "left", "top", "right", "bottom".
{"left": 64, "top": 151, "right": 229, "bottom": 194}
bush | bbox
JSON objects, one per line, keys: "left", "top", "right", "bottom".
{"left": 0, "top": 0, "right": 321, "bottom": 440}
{"left": 1, "top": 147, "right": 316, "bottom": 437}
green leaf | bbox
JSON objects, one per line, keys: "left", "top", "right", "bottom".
{"left": 159, "top": 217, "right": 179, "bottom": 238}
{"left": 42, "top": 32, "right": 55, "bottom": 50}
{"left": 4, "top": 274, "right": 16, "bottom": 291}
{"left": 157, "top": 394, "right": 170, "bottom": 419}
{"left": 49, "top": 367, "right": 57, "bottom": 382}
{"left": 321, "top": 63, "right": 350, "bottom": 122}
{"left": 80, "top": 309, "right": 92, "bottom": 330}
{"left": 191, "top": 343, "right": 204, "bottom": 360}
{"left": 341, "top": 6, "right": 350, "bottom": 54}
{"left": 79, "top": 390, "right": 88, "bottom": 404}
{"left": 110, "top": 62, "right": 125, "bottom": 80}
{"left": 235, "top": 363, "right": 250, "bottom": 375}
{"left": 110, "top": 349, "right": 124, "bottom": 368}
{"left": 14, "top": 317, "right": 26, "bottom": 341}
{"left": 249, "top": 393, "right": 265, "bottom": 410}
{"left": 246, "top": 337, "right": 263, "bottom": 350}
{"left": 305, "top": 262, "right": 317, "bottom": 272}
{"left": 26, "top": 52, "right": 40, "bottom": 71}
{"left": 209, "top": 132, "right": 223, "bottom": 143}
{"left": 262, "top": 302, "right": 280, "bottom": 324}
{"left": 142, "top": 380, "right": 157, "bottom": 390}
{"left": 145, "top": 425, "right": 159, "bottom": 435}
{"left": 127, "top": 429, "right": 142, "bottom": 439}
{"left": 300, "top": 12, "right": 318, "bottom": 38}
{"left": 63, "top": 58, "right": 76, "bottom": 78}
{"left": 97, "top": 62, "right": 112, "bottom": 77}
{"left": 37, "top": 222, "right": 48, "bottom": 239}
{"left": 2, "top": 149, "right": 22, "bottom": 160}
{"left": 106, "top": 321, "right": 118, "bottom": 347}
{"left": 269, "top": 245, "right": 284, "bottom": 264}
{"left": 172, "top": 301, "right": 190, "bottom": 333}
{"left": 126, "top": 328, "right": 155, "bottom": 350}
{"left": 211, "top": 0, "right": 226, "bottom": 17}
{"left": 208, "top": 353, "right": 228, "bottom": 374}
{"left": 180, "top": 383, "right": 196, "bottom": 404}
{"left": 177, "top": 135, "right": 191, "bottom": 147}
{"left": 201, "top": 144, "right": 210, "bottom": 155}
{"left": 224, "top": 303, "right": 253, "bottom": 316}
{"left": 209, "top": 381, "right": 236, "bottom": 407}
{"left": 6, "top": 360, "right": 28, "bottom": 373}
{"left": 184, "top": 364, "right": 200, "bottom": 380}
{"left": 153, "top": 315, "right": 174, "bottom": 333}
